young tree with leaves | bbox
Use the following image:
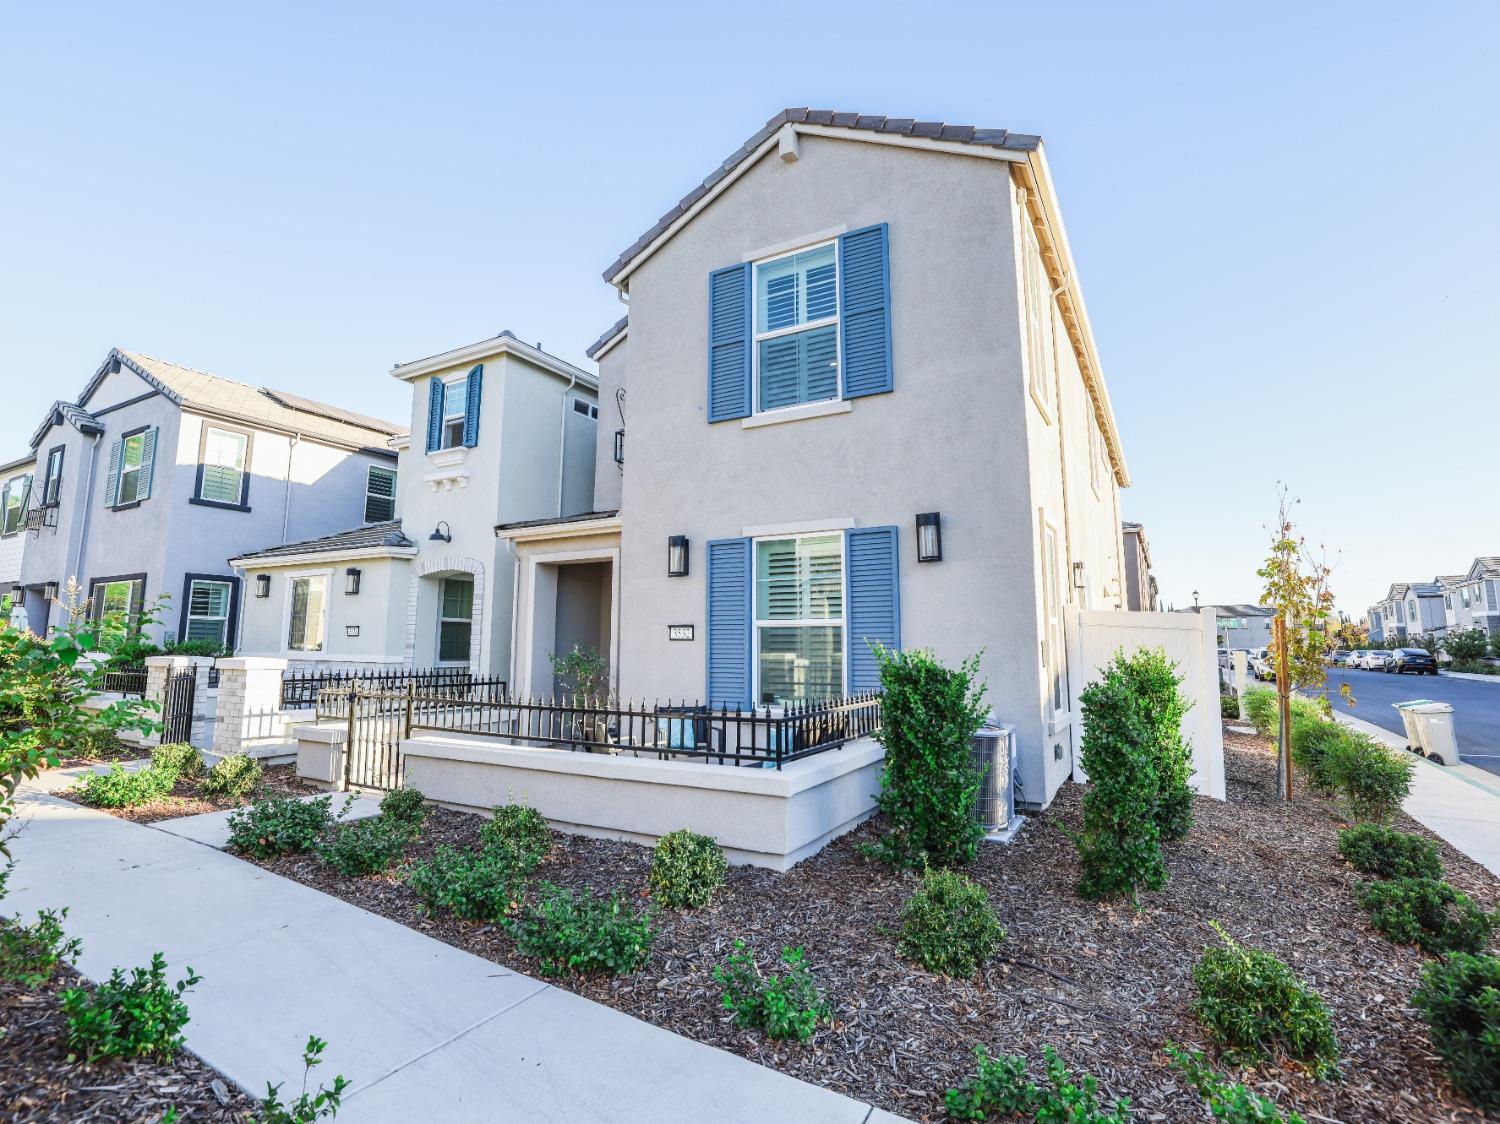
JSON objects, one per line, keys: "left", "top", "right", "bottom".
{"left": 1256, "top": 488, "right": 1348, "bottom": 801}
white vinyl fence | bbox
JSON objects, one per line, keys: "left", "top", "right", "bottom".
{"left": 1064, "top": 607, "right": 1226, "bottom": 801}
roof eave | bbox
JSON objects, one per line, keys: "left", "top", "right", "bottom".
{"left": 391, "top": 333, "right": 598, "bottom": 390}
{"left": 229, "top": 544, "right": 419, "bottom": 568}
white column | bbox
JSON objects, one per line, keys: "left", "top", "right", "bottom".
{"left": 213, "top": 656, "right": 290, "bottom": 759}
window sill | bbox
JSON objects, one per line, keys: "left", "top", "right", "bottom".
{"left": 189, "top": 497, "right": 251, "bottom": 513}
{"left": 740, "top": 399, "right": 852, "bottom": 430}
{"left": 111, "top": 501, "right": 143, "bottom": 512}
{"left": 428, "top": 448, "right": 468, "bottom": 467}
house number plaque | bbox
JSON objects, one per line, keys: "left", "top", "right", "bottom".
{"left": 667, "top": 624, "right": 694, "bottom": 641}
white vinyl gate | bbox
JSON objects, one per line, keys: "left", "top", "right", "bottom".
{"left": 1064, "top": 607, "right": 1226, "bottom": 801}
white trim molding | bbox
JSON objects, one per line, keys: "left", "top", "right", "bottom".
{"left": 404, "top": 553, "right": 488, "bottom": 673}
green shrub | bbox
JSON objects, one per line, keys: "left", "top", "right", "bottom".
{"left": 405, "top": 845, "right": 528, "bottom": 923}
{"left": 1126, "top": 648, "right": 1195, "bottom": 843}
{"left": 480, "top": 801, "right": 551, "bottom": 871}
{"left": 897, "top": 868, "right": 1004, "bottom": 977}
{"left": 316, "top": 817, "right": 410, "bottom": 877}
{"left": 1191, "top": 925, "right": 1338, "bottom": 1076}
{"left": 864, "top": 646, "right": 989, "bottom": 869}
{"left": 944, "top": 1044, "right": 1131, "bottom": 1123}
{"left": 75, "top": 763, "right": 176, "bottom": 807}
{"left": 1167, "top": 1044, "right": 1307, "bottom": 1122}
{"left": 0, "top": 907, "right": 82, "bottom": 987}
{"left": 1443, "top": 628, "right": 1490, "bottom": 662}
{"left": 648, "top": 829, "right": 727, "bottom": 909}
{"left": 1338, "top": 824, "right": 1442, "bottom": 881}
{"left": 1074, "top": 655, "right": 1167, "bottom": 904}
{"left": 201, "top": 753, "right": 263, "bottom": 799}
{"left": 227, "top": 794, "right": 347, "bottom": 859}
{"left": 1358, "top": 878, "right": 1497, "bottom": 955}
{"left": 1243, "top": 689, "right": 1278, "bottom": 736}
{"left": 715, "top": 940, "right": 830, "bottom": 1042}
{"left": 61, "top": 952, "right": 201, "bottom": 1062}
{"left": 258, "top": 1034, "right": 350, "bottom": 1123}
{"left": 151, "top": 741, "right": 203, "bottom": 777}
{"left": 1220, "top": 694, "right": 1240, "bottom": 720}
{"left": 73, "top": 724, "right": 126, "bottom": 761}
{"left": 1327, "top": 735, "right": 1413, "bottom": 823}
{"left": 1412, "top": 952, "right": 1500, "bottom": 1110}
{"left": 1288, "top": 717, "right": 1346, "bottom": 794}
{"left": 378, "top": 787, "right": 428, "bottom": 834}
{"left": 509, "top": 882, "right": 654, "bottom": 977}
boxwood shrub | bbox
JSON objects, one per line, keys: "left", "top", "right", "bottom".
{"left": 1327, "top": 734, "right": 1413, "bottom": 823}
{"left": 648, "top": 829, "right": 727, "bottom": 909}
{"left": 1358, "top": 878, "right": 1497, "bottom": 955}
{"left": 1338, "top": 823, "right": 1442, "bottom": 881}
{"left": 75, "top": 763, "right": 176, "bottom": 808}
{"left": 378, "top": 787, "right": 428, "bottom": 835}
{"left": 1412, "top": 952, "right": 1500, "bottom": 1110}
{"left": 151, "top": 742, "right": 203, "bottom": 778}
{"left": 201, "top": 754, "right": 263, "bottom": 800}
{"left": 480, "top": 801, "right": 552, "bottom": 871}
{"left": 897, "top": 867, "right": 1004, "bottom": 977}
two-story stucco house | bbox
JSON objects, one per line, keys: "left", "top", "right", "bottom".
{"left": 497, "top": 108, "right": 1131, "bottom": 809}
{"left": 229, "top": 332, "right": 598, "bottom": 673}
{"left": 0, "top": 452, "right": 38, "bottom": 606}
{"left": 1121, "top": 522, "right": 1159, "bottom": 611}
{"left": 14, "top": 348, "right": 405, "bottom": 647}
{"left": 1369, "top": 581, "right": 1445, "bottom": 644}
{"left": 1436, "top": 559, "right": 1500, "bottom": 637}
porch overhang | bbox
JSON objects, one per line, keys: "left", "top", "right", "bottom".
{"left": 494, "top": 511, "right": 622, "bottom": 545}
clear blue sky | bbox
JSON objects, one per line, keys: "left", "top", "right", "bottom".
{"left": 3, "top": 1, "right": 1495, "bottom": 615}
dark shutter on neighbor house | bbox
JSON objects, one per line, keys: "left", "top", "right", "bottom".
{"left": 425, "top": 379, "right": 445, "bottom": 453}
{"left": 838, "top": 223, "right": 893, "bottom": 399}
{"left": 462, "top": 364, "right": 483, "bottom": 448}
{"left": 135, "top": 427, "right": 157, "bottom": 501}
{"left": 706, "top": 537, "right": 752, "bottom": 707}
{"left": 103, "top": 439, "right": 121, "bottom": 506}
{"left": 845, "top": 525, "right": 901, "bottom": 691}
{"left": 707, "top": 262, "right": 752, "bottom": 422}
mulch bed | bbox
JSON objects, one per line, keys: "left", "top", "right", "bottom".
{"left": 65, "top": 765, "right": 321, "bottom": 824}
{"left": 0, "top": 964, "right": 257, "bottom": 1122}
{"left": 244, "top": 732, "right": 1500, "bottom": 1123}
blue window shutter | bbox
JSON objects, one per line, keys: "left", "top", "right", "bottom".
{"left": 839, "top": 223, "right": 893, "bottom": 399}
{"left": 136, "top": 428, "right": 157, "bottom": 501}
{"left": 706, "top": 537, "right": 752, "bottom": 707}
{"left": 708, "top": 263, "right": 751, "bottom": 422}
{"left": 425, "top": 379, "right": 444, "bottom": 453}
{"left": 462, "top": 364, "right": 483, "bottom": 448}
{"left": 845, "top": 525, "right": 901, "bottom": 691}
{"left": 104, "top": 439, "right": 122, "bottom": 506}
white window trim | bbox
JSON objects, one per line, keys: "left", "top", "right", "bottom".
{"left": 94, "top": 578, "right": 143, "bottom": 621}
{"left": 1, "top": 473, "right": 30, "bottom": 535}
{"left": 750, "top": 236, "right": 842, "bottom": 419}
{"left": 1038, "top": 512, "right": 1066, "bottom": 720}
{"left": 364, "top": 464, "right": 398, "bottom": 523}
{"left": 281, "top": 569, "right": 333, "bottom": 655}
{"left": 437, "top": 372, "right": 469, "bottom": 453}
{"left": 1021, "top": 220, "right": 1055, "bottom": 424}
{"left": 197, "top": 425, "right": 248, "bottom": 505}
{"left": 740, "top": 398, "right": 851, "bottom": 430}
{"left": 435, "top": 575, "right": 476, "bottom": 666}
{"left": 750, "top": 529, "right": 848, "bottom": 707}
{"left": 117, "top": 431, "right": 148, "bottom": 505}
{"left": 186, "top": 578, "right": 233, "bottom": 646}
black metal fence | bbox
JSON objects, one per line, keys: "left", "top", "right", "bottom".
{"left": 282, "top": 666, "right": 504, "bottom": 708}
{"left": 100, "top": 666, "right": 149, "bottom": 697}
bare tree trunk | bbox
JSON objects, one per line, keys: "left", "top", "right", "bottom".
{"left": 1274, "top": 614, "right": 1293, "bottom": 801}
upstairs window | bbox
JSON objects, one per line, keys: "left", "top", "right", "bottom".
{"left": 1022, "top": 221, "right": 1056, "bottom": 420}
{"left": 572, "top": 398, "right": 598, "bottom": 419}
{"left": 112, "top": 428, "right": 157, "bottom": 507}
{"left": 42, "top": 446, "right": 64, "bottom": 506}
{"left": 754, "top": 533, "right": 844, "bottom": 704}
{"left": 1, "top": 473, "right": 30, "bottom": 535}
{"left": 197, "top": 426, "right": 249, "bottom": 506}
{"left": 754, "top": 242, "right": 839, "bottom": 413}
{"left": 364, "top": 465, "right": 397, "bottom": 523}
{"left": 441, "top": 378, "right": 468, "bottom": 449}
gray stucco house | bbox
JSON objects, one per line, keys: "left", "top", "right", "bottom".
{"left": 498, "top": 108, "right": 1133, "bottom": 809}
{"left": 14, "top": 348, "right": 405, "bottom": 647}
{"left": 1369, "top": 581, "right": 1445, "bottom": 644}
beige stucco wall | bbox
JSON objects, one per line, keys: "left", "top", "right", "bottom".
{"left": 592, "top": 339, "right": 627, "bottom": 512}
{"left": 236, "top": 554, "right": 412, "bottom": 664}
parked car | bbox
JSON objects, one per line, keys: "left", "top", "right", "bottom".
{"left": 1250, "top": 649, "right": 1275, "bottom": 681}
{"left": 1329, "top": 650, "right": 1351, "bottom": 667}
{"left": 1389, "top": 647, "right": 1438, "bottom": 675}
{"left": 1364, "top": 650, "right": 1394, "bottom": 671}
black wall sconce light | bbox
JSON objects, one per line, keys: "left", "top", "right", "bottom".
{"left": 345, "top": 567, "right": 361, "bottom": 596}
{"left": 254, "top": 574, "right": 271, "bottom": 599}
{"left": 915, "top": 512, "right": 943, "bottom": 563}
{"left": 429, "top": 521, "right": 452, "bottom": 543}
{"left": 42, "top": 581, "right": 59, "bottom": 602}
{"left": 668, "top": 535, "right": 689, "bottom": 577}
{"left": 614, "top": 428, "right": 625, "bottom": 466}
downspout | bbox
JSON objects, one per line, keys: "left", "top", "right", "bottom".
{"left": 281, "top": 433, "right": 300, "bottom": 544}
{"left": 555, "top": 371, "right": 578, "bottom": 517}
{"left": 70, "top": 433, "right": 104, "bottom": 592}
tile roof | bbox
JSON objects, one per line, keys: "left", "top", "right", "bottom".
{"left": 602, "top": 108, "right": 1040, "bottom": 284}
{"left": 585, "top": 316, "right": 628, "bottom": 360}
{"left": 78, "top": 350, "right": 406, "bottom": 453}
{"left": 30, "top": 402, "right": 104, "bottom": 449}
{"left": 495, "top": 509, "right": 620, "bottom": 533}
{"left": 0, "top": 452, "right": 36, "bottom": 475}
{"left": 231, "top": 521, "right": 414, "bottom": 563}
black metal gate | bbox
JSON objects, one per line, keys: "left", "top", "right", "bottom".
{"left": 319, "top": 686, "right": 412, "bottom": 791}
{"left": 162, "top": 669, "right": 197, "bottom": 744}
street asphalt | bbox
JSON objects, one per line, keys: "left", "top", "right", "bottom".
{"left": 1308, "top": 666, "right": 1500, "bottom": 779}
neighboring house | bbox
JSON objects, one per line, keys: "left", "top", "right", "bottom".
{"left": 0, "top": 453, "right": 37, "bottom": 603}
{"left": 230, "top": 332, "right": 598, "bottom": 673}
{"left": 1121, "top": 521, "right": 1159, "bottom": 611}
{"left": 1368, "top": 581, "right": 1444, "bottom": 643}
{"left": 497, "top": 108, "right": 1131, "bottom": 809}
{"left": 1438, "top": 558, "right": 1500, "bottom": 637}
{"left": 1190, "top": 603, "right": 1274, "bottom": 651}
{"left": 15, "top": 348, "right": 405, "bottom": 647}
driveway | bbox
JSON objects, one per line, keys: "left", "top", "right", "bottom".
{"left": 1313, "top": 666, "right": 1500, "bottom": 778}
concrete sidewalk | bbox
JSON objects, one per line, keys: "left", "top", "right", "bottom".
{"left": 1336, "top": 711, "right": 1500, "bottom": 877}
{"left": 6, "top": 786, "right": 902, "bottom": 1123}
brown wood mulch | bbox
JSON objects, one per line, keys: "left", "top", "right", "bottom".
{"left": 0, "top": 964, "right": 257, "bottom": 1123}
{"left": 243, "top": 732, "right": 1500, "bottom": 1124}
{"left": 64, "top": 765, "right": 321, "bottom": 824}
